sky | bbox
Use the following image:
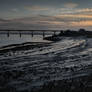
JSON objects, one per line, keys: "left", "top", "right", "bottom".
{"left": 0, "top": 0, "right": 92, "bottom": 30}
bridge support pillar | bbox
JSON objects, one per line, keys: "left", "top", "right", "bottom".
{"left": 7, "top": 31, "right": 10, "bottom": 37}
{"left": 19, "top": 32, "right": 21, "bottom": 38}
{"left": 53, "top": 31, "right": 56, "bottom": 36}
{"left": 43, "top": 32, "right": 45, "bottom": 38}
{"left": 31, "top": 31, "right": 34, "bottom": 37}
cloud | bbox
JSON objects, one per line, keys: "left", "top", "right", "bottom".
{"left": 64, "top": 3, "right": 78, "bottom": 8}
{"left": 71, "top": 20, "right": 92, "bottom": 27}
{"left": 11, "top": 8, "right": 18, "bottom": 12}
{"left": 1, "top": 14, "right": 92, "bottom": 30}
{"left": 0, "top": 18, "right": 11, "bottom": 24}
{"left": 56, "top": 14, "right": 92, "bottom": 20}
{"left": 25, "top": 6, "right": 49, "bottom": 11}
{"left": 58, "top": 8, "right": 92, "bottom": 15}
{"left": 77, "top": 8, "right": 92, "bottom": 13}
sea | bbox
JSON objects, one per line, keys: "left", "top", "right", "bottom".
{"left": 0, "top": 31, "right": 92, "bottom": 92}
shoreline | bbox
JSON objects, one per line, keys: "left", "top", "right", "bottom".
{"left": 0, "top": 42, "right": 51, "bottom": 53}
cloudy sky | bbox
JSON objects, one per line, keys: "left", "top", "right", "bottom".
{"left": 0, "top": 0, "right": 92, "bottom": 30}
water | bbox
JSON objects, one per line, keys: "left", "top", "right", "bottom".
{"left": 0, "top": 34, "right": 51, "bottom": 47}
{"left": 0, "top": 33, "right": 92, "bottom": 92}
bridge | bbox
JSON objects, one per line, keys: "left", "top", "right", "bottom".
{"left": 0, "top": 30, "right": 61, "bottom": 38}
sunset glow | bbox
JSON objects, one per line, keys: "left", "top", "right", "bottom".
{"left": 0, "top": 0, "right": 92, "bottom": 30}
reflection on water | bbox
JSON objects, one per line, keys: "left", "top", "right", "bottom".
{"left": 0, "top": 34, "right": 51, "bottom": 47}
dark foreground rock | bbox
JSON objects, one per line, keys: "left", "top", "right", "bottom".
{"left": 31, "top": 65, "right": 92, "bottom": 92}
{"left": 32, "top": 74, "right": 92, "bottom": 92}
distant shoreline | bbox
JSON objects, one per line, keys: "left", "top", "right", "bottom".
{"left": 44, "top": 29, "right": 92, "bottom": 41}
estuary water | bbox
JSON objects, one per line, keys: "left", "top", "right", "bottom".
{"left": 0, "top": 33, "right": 92, "bottom": 92}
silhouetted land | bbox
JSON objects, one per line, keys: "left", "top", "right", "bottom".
{"left": 59, "top": 29, "right": 92, "bottom": 37}
{"left": 44, "top": 29, "right": 92, "bottom": 41}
